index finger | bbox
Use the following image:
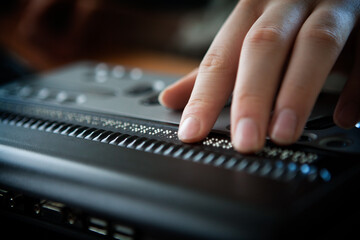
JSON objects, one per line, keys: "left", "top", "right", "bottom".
{"left": 177, "top": 1, "right": 258, "bottom": 143}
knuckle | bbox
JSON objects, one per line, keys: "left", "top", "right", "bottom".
{"left": 289, "top": 84, "right": 314, "bottom": 99}
{"left": 245, "top": 26, "right": 285, "bottom": 46}
{"left": 231, "top": 94, "right": 266, "bottom": 120}
{"left": 233, "top": 92, "right": 265, "bottom": 107}
{"left": 303, "top": 27, "right": 341, "bottom": 50}
{"left": 302, "top": 11, "right": 343, "bottom": 50}
{"left": 186, "top": 97, "right": 217, "bottom": 112}
{"left": 199, "top": 47, "right": 233, "bottom": 73}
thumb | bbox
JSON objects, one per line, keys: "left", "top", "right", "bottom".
{"left": 159, "top": 68, "right": 198, "bottom": 110}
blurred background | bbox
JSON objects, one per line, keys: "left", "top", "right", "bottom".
{"left": 0, "top": 0, "right": 238, "bottom": 82}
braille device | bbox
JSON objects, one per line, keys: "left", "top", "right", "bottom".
{"left": 0, "top": 62, "right": 359, "bottom": 239}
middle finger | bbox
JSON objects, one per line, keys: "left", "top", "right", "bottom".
{"left": 231, "top": 0, "right": 311, "bottom": 153}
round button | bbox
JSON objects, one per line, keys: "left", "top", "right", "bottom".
{"left": 140, "top": 94, "right": 160, "bottom": 106}
{"left": 76, "top": 94, "right": 87, "bottom": 104}
{"left": 319, "top": 137, "right": 352, "bottom": 148}
{"left": 56, "top": 91, "right": 68, "bottom": 102}
{"left": 153, "top": 80, "right": 165, "bottom": 91}
{"left": 126, "top": 84, "right": 154, "bottom": 96}
{"left": 94, "top": 63, "right": 109, "bottom": 83}
{"left": 36, "top": 88, "right": 51, "bottom": 99}
{"left": 95, "top": 63, "right": 109, "bottom": 75}
{"left": 18, "top": 86, "right": 32, "bottom": 97}
{"left": 112, "top": 65, "right": 126, "bottom": 79}
{"left": 129, "top": 68, "right": 143, "bottom": 80}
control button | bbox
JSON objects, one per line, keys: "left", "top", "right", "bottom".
{"left": 18, "top": 86, "right": 33, "bottom": 97}
{"left": 55, "top": 91, "right": 84, "bottom": 104}
{"left": 319, "top": 168, "right": 331, "bottom": 182}
{"left": 95, "top": 63, "right": 109, "bottom": 75}
{"left": 319, "top": 137, "right": 352, "bottom": 148}
{"left": 153, "top": 80, "right": 165, "bottom": 91}
{"left": 129, "top": 68, "right": 143, "bottom": 80}
{"left": 94, "top": 63, "right": 109, "bottom": 83}
{"left": 76, "top": 94, "right": 87, "bottom": 104}
{"left": 126, "top": 84, "right": 153, "bottom": 96}
{"left": 112, "top": 65, "right": 126, "bottom": 79}
{"left": 140, "top": 94, "right": 160, "bottom": 105}
{"left": 325, "top": 139, "right": 351, "bottom": 148}
{"left": 56, "top": 91, "right": 68, "bottom": 102}
{"left": 36, "top": 88, "right": 51, "bottom": 99}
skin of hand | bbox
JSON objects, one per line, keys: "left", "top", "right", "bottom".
{"left": 159, "top": 0, "right": 360, "bottom": 153}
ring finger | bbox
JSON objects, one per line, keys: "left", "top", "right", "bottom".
{"left": 269, "top": 0, "right": 358, "bottom": 144}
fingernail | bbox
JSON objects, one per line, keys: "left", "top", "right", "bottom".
{"left": 157, "top": 89, "right": 166, "bottom": 106}
{"left": 271, "top": 108, "right": 297, "bottom": 144}
{"left": 233, "top": 118, "right": 259, "bottom": 152}
{"left": 178, "top": 117, "right": 200, "bottom": 141}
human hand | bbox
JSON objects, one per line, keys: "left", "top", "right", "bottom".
{"left": 159, "top": 0, "right": 360, "bottom": 153}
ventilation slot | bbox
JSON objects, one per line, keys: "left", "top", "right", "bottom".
{"left": 93, "top": 131, "right": 113, "bottom": 142}
{"left": 100, "top": 132, "right": 122, "bottom": 144}
{"left": 77, "top": 128, "right": 98, "bottom": 138}
{"left": 84, "top": 129, "right": 106, "bottom": 140}
{"left": 109, "top": 134, "right": 130, "bottom": 145}
{"left": 68, "top": 126, "right": 89, "bottom": 137}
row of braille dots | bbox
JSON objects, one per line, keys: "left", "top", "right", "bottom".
{"left": 259, "top": 147, "right": 318, "bottom": 164}
{"left": 203, "top": 137, "right": 233, "bottom": 150}
{"left": 101, "top": 118, "right": 178, "bottom": 140}
{"left": 202, "top": 137, "right": 318, "bottom": 164}
{"left": 0, "top": 111, "right": 330, "bottom": 182}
